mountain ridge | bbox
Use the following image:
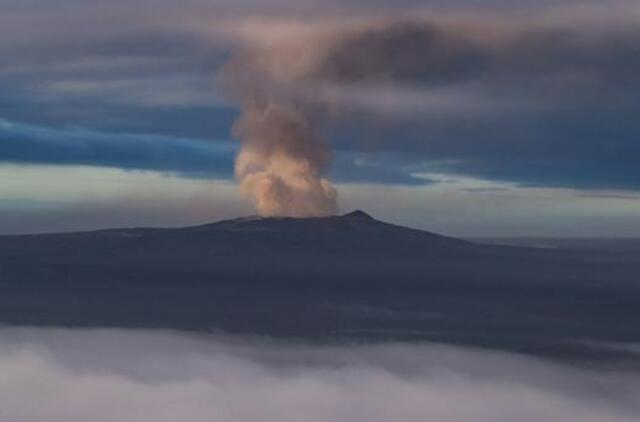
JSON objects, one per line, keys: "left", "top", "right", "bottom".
{"left": 0, "top": 210, "right": 639, "bottom": 359}
{"left": 0, "top": 209, "right": 412, "bottom": 237}
{"left": 0, "top": 209, "right": 471, "bottom": 253}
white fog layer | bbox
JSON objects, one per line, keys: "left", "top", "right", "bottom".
{"left": 0, "top": 327, "right": 638, "bottom": 422}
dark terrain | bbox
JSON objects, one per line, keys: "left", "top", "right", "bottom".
{"left": 1, "top": 211, "right": 639, "bottom": 362}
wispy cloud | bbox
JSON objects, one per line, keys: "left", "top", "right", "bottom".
{"left": 0, "top": 119, "right": 428, "bottom": 186}
{"left": 0, "top": 119, "right": 236, "bottom": 178}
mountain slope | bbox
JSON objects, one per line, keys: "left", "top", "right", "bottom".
{"left": 0, "top": 211, "right": 639, "bottom": 360}
{"left": 0, "top": 210, "right": 481, "bottom": 282}
{"left": 0, "top": 210, "right": 471, "bottom": 258}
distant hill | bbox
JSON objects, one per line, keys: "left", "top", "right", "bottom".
{"left": 474, "top": 237, "right": 640, "bottom": 253}
{"left": 1, "top": 210, "right": 639, "bottom": 361}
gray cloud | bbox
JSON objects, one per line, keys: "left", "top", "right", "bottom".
{"left": 227, "top": 13, "right": 640, "bottom": 110}
{"left": 2, "top": 1, "right": 640, "bottom": 191}
{"left": 0, "top": 327, "right": 638, "bottom": 422}
{"left": 0, "top": 120, "right": 236, "bottom": 178}
{"left": 224, "top": 13, "right": 640, "bottom": 190}
{"left": 0, "top": 119, "right": 425, "bottom": 189}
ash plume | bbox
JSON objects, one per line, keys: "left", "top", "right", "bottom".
{"left": 218, "top": 35, "right": 340, "bottom": 217}
{"left": 232, "top": 101, "right": 337, "bottom": 217}
{"left": 219, "top": 12, "right": 640, "bottom": 216}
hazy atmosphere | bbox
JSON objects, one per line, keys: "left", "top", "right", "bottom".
{"left": 2, "top": 0, "right": 640, "bottom": 235}
{"left": 2, "top": 1, "right": 640, "bottom": 421}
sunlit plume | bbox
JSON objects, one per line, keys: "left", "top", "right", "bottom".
{"left": 232, "top": 101, "right": 337, "bottom": 217}
{"left": 219, "top": 12, "right": 640, "bottom": 217}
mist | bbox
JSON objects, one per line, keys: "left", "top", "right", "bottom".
{"left": 1, "top": 327, "right": 638, "bottom": 422}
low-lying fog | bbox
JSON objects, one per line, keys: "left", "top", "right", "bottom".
{"left": 1, "top": 327, "right": 638, "bottom": 422}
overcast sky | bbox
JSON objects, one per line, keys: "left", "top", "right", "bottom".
{"left": 2, "top": 0, "right": 640, "bottom": 236}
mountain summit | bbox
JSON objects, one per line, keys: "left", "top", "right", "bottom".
{"left": 342, "top": 210, "right": 374, "bottom": 220}
{"left": 0, "top": 211, "right": 638, "bottom": 358}
{"left": 209, "top": 209, "right": 376, "bottom": 228}
{"left": 182, "top": 209, "right": 467, "bottom": 253}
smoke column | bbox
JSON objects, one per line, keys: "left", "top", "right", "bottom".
{"left": 220, "top": 16, "right": 640, "bottom": 217}
{"left": 232, "top": 100, "right": 337, "bottom": 217}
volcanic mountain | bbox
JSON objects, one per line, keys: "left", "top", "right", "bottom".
{"left": 1, "top": 211, "right": 639, "bottom": 360}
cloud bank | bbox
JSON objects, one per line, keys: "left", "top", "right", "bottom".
{"left": 0, "top": 327, "right": 638, "bottom": 422}
{"left": 0, "top": 119, "right": 426, "bottom": 187}
{"left": 1, "top": 1, "right": 640, "bottom": 192}
{"left": 0, "top": 120, "right": 235, "bottom": 178}
{"left": 219, "top": 9, "right": 640, "bottom": 197}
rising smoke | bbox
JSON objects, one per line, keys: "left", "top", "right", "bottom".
{"left": 219, "top": 14, "right": 640, "bottom": 216}
{"left": 232, "top": 101, "right": 337, "bottom": 217}
{"left": 219, "top": 33, "right": 340, "bottom": 217}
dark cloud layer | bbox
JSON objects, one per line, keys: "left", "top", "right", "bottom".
{"left": 0, "top": 120, "right": 425, "bottom": 185}
{"left": 266, "top": 18, "right": 640, "bottom": 190}
{"left": 0, "top": 120, "right": 235, "bottom": 178}
{"left": 1, "top": 1, "right": 640, "bottom": 190}
{"left": 335, "top": 103, "right": 640, "bottom": 189}
{"left": 310, "top": 22, "right": 640, "bottom": 98}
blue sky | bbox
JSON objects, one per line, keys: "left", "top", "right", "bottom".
{"left": 2, "top": 0, "right": 640, "bottom": 235}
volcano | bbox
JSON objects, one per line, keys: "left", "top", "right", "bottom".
{"left": 1, "top": 211, "right": 639, "bottom": 360}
